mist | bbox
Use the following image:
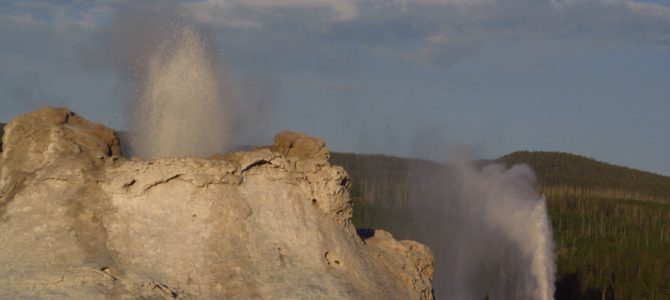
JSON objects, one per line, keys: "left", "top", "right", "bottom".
{"left": 404, "top": 157, "right": 556, "bottom": 299}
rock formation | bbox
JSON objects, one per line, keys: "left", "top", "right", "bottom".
{"left": 0, "top": 107, "right": 434, "bottom": 299}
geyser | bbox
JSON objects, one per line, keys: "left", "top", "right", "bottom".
{"left": 409, "top": 161, "right": 555, "bottom": 299}
{"left": 129, "top": 25, "right": 230, "bottom": 159}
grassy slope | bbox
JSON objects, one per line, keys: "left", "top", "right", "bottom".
{"left": 332, "top": 151, "right": 670, "bottom": 299}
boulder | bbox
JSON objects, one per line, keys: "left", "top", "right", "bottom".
{"left": 272, "top": 130, "right": 330, "bottom": 161}
{"left": 0, "top": 107, "right": 434, "bottom": 299}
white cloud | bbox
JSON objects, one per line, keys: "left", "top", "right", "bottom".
{"left": 184, "top": 0, "right": 358, "bottom": 29}
{"left": 239, "top": 0, "right": 358, "bottom": 21}
{"left": 412, "top": 0, "right": 670, "bottom": 64}
{"left": 2, "top": 0, "right": 670, "bottom": 71}
{"left": 183, "top": 0, "right": 670, "bottom": 65}
{"left": 625, "top": 0, "right": 670, "bottom": 18}
{"left": 8, "top": 0, "right": 113, "bottom": 29}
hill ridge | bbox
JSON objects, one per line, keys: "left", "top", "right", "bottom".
{"left": 500, "top": 150, "right": 668, "bottom": 178}
{"left": 497, "top": 150, "right": 670, "bottom": 201}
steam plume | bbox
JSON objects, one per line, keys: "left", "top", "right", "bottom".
{"left": 408, "top": 160, "right": 555, "bottom": 299}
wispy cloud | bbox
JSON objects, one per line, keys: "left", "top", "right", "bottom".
{"left": 3, "top": 0, "right": 669, "bottom": 67}
{"left": 186, "top": 0, "right": 670, "bottom": 65}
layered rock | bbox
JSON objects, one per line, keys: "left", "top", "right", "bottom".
{"left": 0, "top": 107, "right": 434, "bottom": 299}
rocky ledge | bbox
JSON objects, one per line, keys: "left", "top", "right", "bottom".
{"left": 0, "top": 107, "right": 434, "bottom": 299}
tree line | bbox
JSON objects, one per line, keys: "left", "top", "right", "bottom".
{"left": 498, "top": 151, "right": 670, "bottom": 202}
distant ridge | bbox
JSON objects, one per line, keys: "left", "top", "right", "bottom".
{"left": 497, "top": 151, "right": 670, "bottom": 202}
{"left": 332, "top": 150, "right": 670, "bottom": 204}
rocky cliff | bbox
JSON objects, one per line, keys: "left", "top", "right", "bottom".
{"left": 0, "top": 107, "right": 434, "bottom": 299}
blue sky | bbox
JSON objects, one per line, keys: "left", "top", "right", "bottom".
{"left": 1, "top": 0, "right": 669, "bottom": 175}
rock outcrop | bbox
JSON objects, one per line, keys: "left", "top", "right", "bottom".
{"left": 0, "top": 107, "right": 434, "bottom": 299}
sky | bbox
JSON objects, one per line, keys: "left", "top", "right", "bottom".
{"left": 0, "top": 0, "right": 669, "bottom": 175}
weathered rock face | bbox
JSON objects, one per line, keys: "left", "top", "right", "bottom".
{"left": 0, "top": 107, "right": 434, "bottom": 299}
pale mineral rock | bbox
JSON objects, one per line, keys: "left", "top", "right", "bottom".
{"left": 0, "top": 107, "right": 434, "bottom": 299}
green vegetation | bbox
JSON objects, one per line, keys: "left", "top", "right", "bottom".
{"left": 331, "top": 153, "right": 446, "bottom": 238}
{"left": 332, "top": 151, "right": 670, "bottom": 300}
{"left": 550, "top": 195, "right": 670, "bottom": 299}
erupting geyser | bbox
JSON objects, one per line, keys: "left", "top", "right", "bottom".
{"left": 457, "top": 163, "right": 555, "bottom": 299}
{"left": 410, "top": 161, "right": 555, "bottom": 299}
{"left": 129, "top": 25, "right": 230, "bottom": 159}
{"left": 531, "top": 199, "right": 555, "bottom": 300}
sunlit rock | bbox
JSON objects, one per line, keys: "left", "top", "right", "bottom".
{"left": 0, "top": 107, "right": 434, "bottom": 299}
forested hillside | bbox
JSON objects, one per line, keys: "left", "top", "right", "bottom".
{"left": 332, "top": 151, "right": 670, "bottom": 299}
{"left": 499, "top": 151, "right": 670, "bottom": 202}
{"left": 331, "top": 153, "right": 448, "bottom": 237}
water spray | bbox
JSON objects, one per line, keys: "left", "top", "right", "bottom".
{"left": 129, "top": 25, "right": 230, "bottom": 159}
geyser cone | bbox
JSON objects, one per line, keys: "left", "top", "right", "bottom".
{"left": 130, "top": 25, "right": 229, "bottom": 159}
